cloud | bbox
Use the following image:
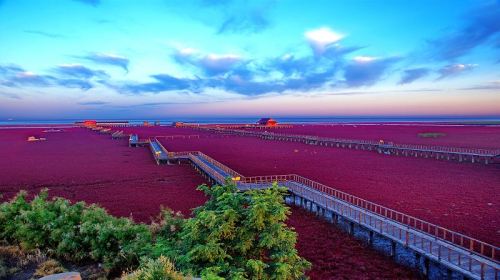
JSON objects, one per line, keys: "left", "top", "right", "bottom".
{"left": 0, "top": 92, "right": 22, "bottom": 100}
{"left": 82, "top": 53, "right": 129, "bottom": 72}
{"left": 56, "top": 79, "right": 93, "bottom": 90}
{"left": 437, "top": 63, "right": 477, "bottom": 80}
{"left": 217, "top": 8, "right": 270, "bottom": 34}
{"left": 0, "top": 65, "right": 51, "bottom": 87}
{"left": 9, "top": 72, "right": 54, "bottom": 87}
{"left": 24, "top": 30, "right": 66, "bottom": 39}
{"left": 73, "top": 0, "right": 101, "bottom": 7}
{"left": 0, "top": 65, "right": 25, "bottom": 76}
{"left": 204, "top": 0, "right": 275, "bottom": 34}
{"left": 399, "top": 68, "right": 430, "bottom": 84}
{"left": 459, "top": 80, "right": 500, "bottom": 90}
{"left": 305, "top": 27, "right": 345, "bottom": 55}
{"left": 55, "top": 64, "right": 108, "bottom": 79}
{"left": 427, "top": 2, "right": 500, "bottom": 61}
{"left": 0, "top": 64, "right": 94, "bottom": 90}
{"left": 173, "top": 49, "right": 244, "bottom": 76}
{"left": 78, "top": 101, "right": 109, "bottom": 105}
{"left": 121, "top": 74, "right": 196, "bottom": 94}
{"left": 343, "top": 56, "right": 401, "bottom": 87}
{"left": 158, "top": 38, "right": 369, "bottom": 96}
{"left": 166, "top": 0, "right": 275, "bottom": 34}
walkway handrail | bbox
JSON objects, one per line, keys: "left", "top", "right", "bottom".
{"left": 156, "top": 135, "right": 200, "bottom": 139}
{"left": 196, "top": 152, "right": 244, "bottom": 178}
{"left": 283, "top": 180, "right": 499, "bottom": 279}
{"left": 198, "top": 127, "right": 500, "bottom": 156}
{"left": 153, "top": 138, "right": 170, "bottom": 155}
{"left": 241, "top": 174, "right": 499, "bottom": 262}
{"left": 188, "top": 153, "right": 226, "bottom": 184}
{"left": 154, "top": 136, "right": 499, "bottom": 262}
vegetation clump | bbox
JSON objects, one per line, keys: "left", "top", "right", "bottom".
{"left": 0, "top": 182, "right": 310, "bottom": 279}
{"left": 417, "top": 132, "right": 446, "bottom": 138}
{"left": 154, "top": 182, "right": 311, "bottom": 279}
{"left": 122, "top": 256, "right": 184, "bottom": 280}
{"left": 34, "top": 259, "right": 66, "bottom": 277}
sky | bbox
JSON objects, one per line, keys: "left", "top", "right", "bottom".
{"left": 0, "top": 0, "right": 499, "bottom": 120}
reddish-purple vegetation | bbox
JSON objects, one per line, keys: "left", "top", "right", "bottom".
{"left": 256, "top": 124, "right": 500, "bottom": 148}
{"left": 1, "top": 124, "right": 497, "bottom": 279}
{"left": 289, "top": 207, "right": 419, "bottom": 279}
{"left": 0, "top": 127, "right": 207, "bottom": 221}
{"left": 157, "top": 127, "right": 500, "bottom": 246}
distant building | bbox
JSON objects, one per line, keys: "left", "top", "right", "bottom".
{"left": 257, "top": 118, "right": 278, "bottom": 127}
{"left": 83, "top": 120, "right": 97, "bottom": 127}
{"left": 173, "top": 121, "right": 184, "bottom": 127}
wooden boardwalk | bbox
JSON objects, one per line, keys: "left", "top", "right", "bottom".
{"left": 192, "top": 127, "right": 500, "bottom": 165}
{"left": 149, "top": 139, "right": 169, "bottom": 164}
{"left": 155, "top": 140, "right": 499, "bottom": 279}
{"left": 89, "top": 127, "right": 499, "bottom": 279}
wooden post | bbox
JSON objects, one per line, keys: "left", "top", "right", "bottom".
{"left": 391, "top": 240, "right": 396, "bottom": 258}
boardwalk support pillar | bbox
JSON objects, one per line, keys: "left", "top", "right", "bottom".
{"left": 391, "top": 240, "right": 396, "bottom": 258}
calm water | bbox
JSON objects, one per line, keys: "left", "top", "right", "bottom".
{"left": 1, "top": 116, "right": 500, "bottom": 126}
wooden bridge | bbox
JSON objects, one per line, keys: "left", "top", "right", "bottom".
{"left": 128, "top": 134, "right": 149, "bottom": 147}
{"left": 175, "top": 123, "right": 293, "bottom": 129}
{"left": 150, "top": 137, "right": 499, "bottom": 280}
{"left": 88, "top": 127, "right": 500, "bottom": 279}
{"left": 192, "top": 127, "right": 500, "bottom": 165}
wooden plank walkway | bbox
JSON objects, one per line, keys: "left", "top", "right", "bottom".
{"left": 90, "top": 127, "right": 499, "bottom": 279}
{"left": 163, "top": 149, "right": 499, "bottom": 279}
{"left": 193, "top": 127, "right": 500, "bottom": 164}
{"left": 128, "top": 134, "right": 149, "bottom": 147}
{"left": 149, "top": 139, "right": 169, "bottom": 164}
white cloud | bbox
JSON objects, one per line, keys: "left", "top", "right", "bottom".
{"left": 353, "top": 56, "right": 378, "bottom": 63}
{"left": 305, "top": 27, "right": 344, "bottom": 55}
{"left": 438, "top": 63, "right": 477, "bottom": 79}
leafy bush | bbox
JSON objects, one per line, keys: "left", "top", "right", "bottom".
{"left": 0, "top": 189, "right": 152, "bottom": 272}
{"left": 175, "top": 181, "right": 311, "bottom": 279}
{"left": 122, "top": 256, "right": 185, "bottom": 280}
{"left": 0, "top": 182, "right": 310, "bottom": 279}
{"left": 34, "top": 259, "right": 66, "bottom": 277}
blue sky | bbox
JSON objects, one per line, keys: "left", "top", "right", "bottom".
{"left": 0, "top": 0, "right": 499, "bottom": 119}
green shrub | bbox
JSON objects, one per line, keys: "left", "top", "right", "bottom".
{"left": 0, "top": 182, "right": 311, "bottom": 279}
{"left": 34, "top": 259, "right": 66, "bottom": 277}
{"left": 175, "top": 181, "right": 311, "bottom": 279}
{"left": 122, "top": 256, "right": 185, "bottom": 280}
{"left": 0, "top": 190, "right": 152, "bottom": 272}
{"left": 0, "top": 191, "right": 30, "bottom": 242}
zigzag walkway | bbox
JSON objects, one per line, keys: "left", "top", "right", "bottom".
{"left": 148, "top": 137, "right": 499, "bottom": 279}
{"left": 192, "top": 127, "right": 500, "bottom": 165}
{"left": 91, "top": 128, "right": 499, "bottom": 279}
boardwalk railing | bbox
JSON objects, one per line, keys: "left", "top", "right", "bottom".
{"left": 168, "top": 146, "right": 499, "bottom": 264}
{"left": 101, "top": 128, "right": 499, "bottom": 279}
{"left": 241, "top": 174, "right": 499, "bottom": 262}
{"left": 156, "top": 135, "right": 200, "bottom": 140}
{"left": 282, "top": 180, "right": 499, "bottom": 280}
{"left": 196, "top": 127, "right": 500, "bottom": 157}
{"left": 162, "top": 146, "right": 500, "bottom": 264}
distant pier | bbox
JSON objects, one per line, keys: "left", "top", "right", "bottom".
{"left": 192, "top": 127, "right": 500, "bottom": 165}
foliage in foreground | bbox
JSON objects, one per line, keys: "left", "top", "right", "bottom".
{"left": 0, "top": 182, "right": 310, "bottom": 279}
{"left": 122, "top": 256, "right": 184, "bottom": 280}
{"left": 0, "top": 189, "right": 152, "bottom": 273}
{"left": 155, "top": 182, "right": 311, "bottom": 279}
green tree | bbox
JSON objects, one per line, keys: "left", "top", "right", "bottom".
{"left": 176, "top": 181, "right": 310, "bottom": 279}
